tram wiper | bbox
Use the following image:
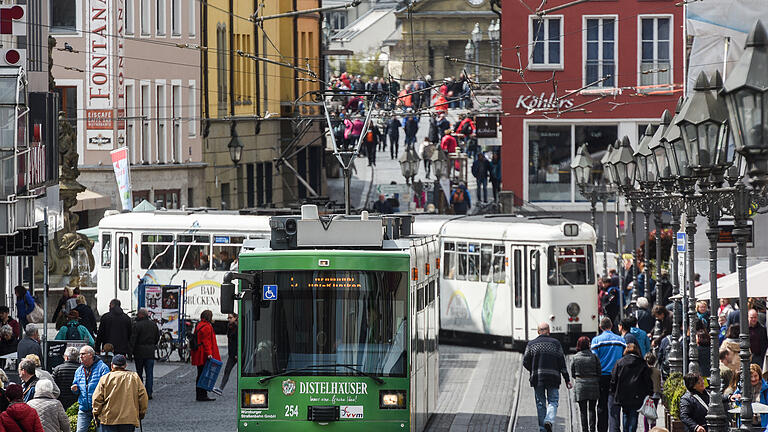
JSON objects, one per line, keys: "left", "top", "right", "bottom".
{"left": 258, "top": 364, "right": 384, "bottom": 384}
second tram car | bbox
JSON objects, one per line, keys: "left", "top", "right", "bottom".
{"left": 413, "top": 215, "right": 598, "bottom": 346}
{"left": 222, "top": 206, "right": 439, "bottom": 431}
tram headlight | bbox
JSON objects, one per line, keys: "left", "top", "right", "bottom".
{"left": 379, "top": 390, "right": 407, "bottom": 409}
{"left": 567, "top": 302, "right": 581, "bottom": 318}
{"left": 242, "top": 389, "right": 268, "bottom": 408}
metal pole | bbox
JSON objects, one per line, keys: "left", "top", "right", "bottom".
{"left": 42, "top": 208, "right": 49, "bottom": 370}
{"left": 602, "top": 196, "right": 608, "bottom": 278}
{"left": 686, "top": 204, "right": 699, "bottom": 374}
{"left": 344, "top": 168, "right": 351, "bottom": 215}
{"left": 734, "top": 186, "right": 753, "bottom": 431}
{"left": 705, "top": 207, "right": 727, "bottom": 432}
{"left": 668, "top": 206, "right": 684, "bottom": 374}
{"left": 652, "top": 210, "right": 663, "bottom": 342}
{"left": 617, "top": 195, "right": 624, "bottom": 319}
{"left": 630, "top": 201, "right": 638, "bottom": 307}
{"left": 474, "top": 43, "right": 480, "bottom": 80}
{"left": 590, "top": 194, "right": 597, "bottom": 229}
{"left": 643, "top": 208, "right": 651, "bottom": 299}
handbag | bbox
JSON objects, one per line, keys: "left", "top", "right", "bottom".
{"left": 638, "top": 395, "right": 658, "bottom": 420}
{"left": 27, "top": 303, "right": 44, "bottom": 323}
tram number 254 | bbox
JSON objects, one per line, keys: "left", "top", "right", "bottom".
{"left": 285, "top": 405, "right": 299, "bottom": 417}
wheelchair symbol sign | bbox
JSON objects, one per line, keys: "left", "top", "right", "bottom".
{"left": 262, "top": 285, "right": 278, "bottom": 301}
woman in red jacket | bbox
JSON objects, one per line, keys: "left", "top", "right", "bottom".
{"left": 192, "top": 310, "right": 221, "bottom": 402}
{"left": 1, "top": 383, "right": 42, "bottom": 432}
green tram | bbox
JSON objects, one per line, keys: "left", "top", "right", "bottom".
{"left": 220, "top": 205, "right": 439, "bottom": 431}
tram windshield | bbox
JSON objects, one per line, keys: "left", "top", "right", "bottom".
{"left": 241, "top": 270, "right": 408, "bottom": 378}
{"left": 547, "top": 245, "right": 595, "bottom": 286}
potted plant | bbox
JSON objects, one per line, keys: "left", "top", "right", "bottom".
{"left": 662, "top": 372, "right": 687, "bottom": 432}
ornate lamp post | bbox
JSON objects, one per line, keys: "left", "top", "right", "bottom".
{"left": 600, "top": 143, "right": 616, "bottom": 278}
{"left": 464, "top": 40, "right": 474, "bottom": 67}
{"left": 634, "top": 125, "right": 657, "bottom": 301}
{"left": 609, "top": 137, "right": 636, "bottom": 316}
{"left": 399, "top": 146, "right": 421, "bottom": 185}
{"left": 487, "top": 20, "right": 500, "bottom": 81}
{"left": 228, "top": 121, "right": 243, "bottom": 165}
{"left": 722, "top": 20, "right": 768, "bottom": 432}
{"left": 432, "top": 149, "right": 450, "bottom": 212}
{"left": 572, "top": 144, "right": 597, "bottom": 226}
{"left": 661, "top": 97, "right": 688, "bottom": 376}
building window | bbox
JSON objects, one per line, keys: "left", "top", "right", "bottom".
{"left": 54, "top": 86, "right": 77, "bottom": 130}
{"left": 141, "top": 0, "right": 150, "bottom": 35}
{"left": 639, "top": 16, "right": 671, "bottom": 87}
{"left": 171, "top": 0, "right": 181, "bottom": 35}
{"left": 529, "top": 16, "right": 563, "bottom": 69}
{"left": 125, "top": 84, "right": 136, "bottom": 163}
{"left": 584, "top": 17, "right": 616, "bottom": 87}
{"left": 188, "top": 0, "right": 195, "bottom": 36}
{"left": 50, "top": 0, "right": 77, "bottom": 33}
{"left": 125, "top": 0, "right": 134, "bottom": 34}
{"left": 216, "top": 23, "right": 228, "bottom": 116}
{"left": 188, "top": 80, "right": 196, "bottom": 136}
{"left": 156, "top": 84, "right": 166, "bottom": 163}
{"left": 171, "top": 84, "right": 181, "bottom": 162}
{"left": 329, "top": 12, "right": 346, "bottom": 30}
{"left": 156, "top": 0, "right": 166, "bottom": 35}
{"left": 155, "top": 189, "right": 180, "bottom": 209}
{"left": 140, "top": 84, "right": 150, "bottom": 163}
{"left": 528, "top": 124, "right": 619, "bottom": 202}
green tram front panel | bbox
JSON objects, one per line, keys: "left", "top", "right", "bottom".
{"left": 237, "top": 251, "right": 413, "bottom": 431}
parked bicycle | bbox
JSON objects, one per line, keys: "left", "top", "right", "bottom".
{"left": 156, "top": 318, "right": 196, "bottom": 362}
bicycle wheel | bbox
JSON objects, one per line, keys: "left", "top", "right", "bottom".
{"left": 178, "top": 335, "right": 191, "bottom": 363}
{"left": 156, "top": 332, "right": 172, "bottom": 362}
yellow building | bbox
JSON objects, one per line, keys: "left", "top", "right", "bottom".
{"left": 202, "top": 0, "right": 325, "bottom": 209}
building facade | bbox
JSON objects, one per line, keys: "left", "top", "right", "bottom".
{"left": 498, "top": 0, "right": 684, "bottom": 251}
{"left": 201, "top": 0, "right": 325, "bottom": 210}
{"left": 51, "top": 0, "right": 204, "bottom": 216}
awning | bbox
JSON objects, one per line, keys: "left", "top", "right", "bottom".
{"left": 76, "top": 226, "right": 99, "bottom": 241}
{"left": 694, "top": 261, "right": 768, "bottom": 300}
{"left": 132, "top": 199, "right": 156, "bottom": 212}
{"left": 71, "top": 190, "right": 111, "bottom": 212}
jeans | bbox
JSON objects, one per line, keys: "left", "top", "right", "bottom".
{"left": 134, "top": 358, "right": 155, "bottom": 397}
{"left": 578, "top": 400, "right": 597, "bottom": 432}
{"left": 476, "top": 177, "right": 488, "bottom": 202}
{"left": 389, "top": 135, "right": 399, "bottom": 159}
{"left": 219, "top": 355, "right": 237, "bottom": 390}
{"left": 534, "top": 385, "right": 559, "bottom": 431}
{"left": 101, "top": 425, "right": 135, "bottom": 432}
{"left": 608, "top": 395, "right": 622, "bottom": 432}
{"left": 622, "top": 409, "right": 639, "bottom": 432}
{"left": 424, "top": 159, "right": 432, "bottom": 178}
{"left": 77, "top": 410, "right": 100, "bottom": 432}
{"left": 491, "top": 179, "right": 500, "bottom": 202}
{"left": 597, "top": 375, "right": 611, "bottom": 432}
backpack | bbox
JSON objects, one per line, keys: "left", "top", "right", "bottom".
{"left": 189, "top": 324, "right": 200, "bottom": 351}
{"left": 471, "top": 161, "right": 480, "bottom": 178}
{"left": 365, "top": 131, "right": 374, "bottom": 143}
{"left": 660, "top": 335, "right": 673, "bottom": 378}
{"left": 452, "top": 188, "right": 465, "bottom": 203}
{"left": 66, "top": 322, "right": 81, "bottom": 341}
{"left": 461, "top": 120, "right": 473, "bottom": 136}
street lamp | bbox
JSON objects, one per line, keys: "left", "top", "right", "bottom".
{"left": 599, "top": 142, "right": 616, "bottom": 278}
{"left": 487, "top": 19, "right": 500, "bottom": 81}
{"left": 608, "top": 136, "right": 635, "bottom": 314}
{"left": 432, "top": 149, "right": 450, "bottom": 212}
{"left": 721, "top": 19, "right": 768, "bottom": 431}
{"left": 465, "top": 39, "right": 474, "bottom": 65}
{"left": 228, "top": 121, "right": 242, "bottom": 165}
{"left": 634, "top": 125, "right": 656, "bottom": 302}
{"left": 471, "top": 23, "right": 482, "bottom": 79}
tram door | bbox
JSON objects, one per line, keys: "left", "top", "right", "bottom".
{"left": 115, "top": 233, "right": 133, "bottom": 309}
{"left": 511, "top": 245, "right": 529, "bottom": 341}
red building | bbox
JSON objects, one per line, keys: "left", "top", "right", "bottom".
{"left": 499, "top": 0, "right": 684, "bottom": 210}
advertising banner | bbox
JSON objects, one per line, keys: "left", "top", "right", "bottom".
{"left": 161, "top": 286, "right": 181, "bottom": 339}
{"left": 86, "top": 0, "right": 113, "bottom": 149}
{"left": 110, "top": 147, "right": 132, "bottom": 210}
{"left": 145, "top": 285, "right": 162, "bottom": 324}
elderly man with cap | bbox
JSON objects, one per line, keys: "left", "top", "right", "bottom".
{"left": 92, "top": 354, "right": 148, "bottom": 432}
{"left": 55, "top": 310, "right": 95, "bottom": 346}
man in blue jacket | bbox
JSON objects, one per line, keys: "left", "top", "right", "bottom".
{"left": 71, "top": 345, "right": 111, "bottom": 432}
{"left": 591, "top": 317, "right": 626, "bottom": 432}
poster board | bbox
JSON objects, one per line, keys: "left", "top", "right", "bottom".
{"left": 46, "top": 340, "right": 87, "bottom": 371}
{"left": 139, "top": 283, "right": 185, "bottom": 341}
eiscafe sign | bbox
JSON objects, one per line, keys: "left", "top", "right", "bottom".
{"left": 515, "top": 92, "right": 574, "bottom": 113}
{"left": 87, "top": 0, "right": 113, "bottom": 149}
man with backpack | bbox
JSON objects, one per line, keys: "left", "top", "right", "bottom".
{"left": 131, "top": 308, "right": 160, "bottom": 399}
{"left": 55, "top": 311, "right": 94, "bottom": 346}
{"left": 451, "top": 183, "right": 471, "bottom": 215}
{"left": 472, "top": 153, "right": 491, "bottom": 203}
{"left": 364, "top": 123, "right": 381, "bottom": 167}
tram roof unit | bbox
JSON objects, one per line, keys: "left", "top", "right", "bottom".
{"left": 412, "top": 214, "right": 596, "bottom": 243}
{"left": 97, "top": 210, "right": 272, "bottom": 233}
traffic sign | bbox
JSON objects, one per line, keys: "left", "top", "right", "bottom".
{"left": 676, "top": 232, "right": 686, "bottom": 252}
{"left": 262, "top": 284, "right": 278, "bottom": 301}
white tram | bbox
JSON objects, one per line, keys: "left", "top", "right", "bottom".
{"left": 96, "top": 211, "right": 271, "bottom": 321}
{"left": 413, "top": 215, "right": 598, "bottom": 346}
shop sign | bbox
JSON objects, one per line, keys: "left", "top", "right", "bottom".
{"left": 475, "top": 116, "right": 497, "bottom": 138}
{"left": 515, "top": 92, "right": 574, "bottom": 112}
{"left": 0, "top": 6, "right": 27, "bottom": 69}
{"left": 87, "top": 0, "right": 114, "bottom": 149}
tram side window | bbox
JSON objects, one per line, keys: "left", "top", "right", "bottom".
{"left": 530, "top": 250, "right": 541, "bottom": 309}
{"left": 211, "top": 235, "right": 244, "bottom": 271}
{"left": 417, "top": 286, "right": 425, "bottom": 311}
{"left": 547, "top": 245, "right": 593, "bottom": 285}
{"left": 428, "top": 281, "right": 435, "bottom": 304}
{"left": 480, "top": 244, "right": 492, "bottom": 282}
{"left": 514, "top": 249, "right": 522, "bottom": 307}
{"left": 140, "top": 234, "right": 174, "bottom": 270}
{"left": 177, "top": 235, "right": 211, "bottom": 270}
{"left": 492, "top": 245, "right": 506, "bottom": 283}
{"left": 443, "top": 242, "right": 455, "bottom": 279}
{"left": 101, "top": 233, "right": 112, "bottom": 268}
{"left": 467, "top": 243, "right": 480, "bottom": 282}
{"left": 457, "top": 243, "right": 468, "bottom": 280}
{"left": 587, "top": 245, "right": 595, "bottom": 284}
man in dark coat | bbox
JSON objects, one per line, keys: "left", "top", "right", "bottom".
{"left": 749, "top": 308, "right": 768, "bottom": 364}
{"left": 17, "top": 323, "right": 42, "bottom": 360}
{"left": 404, "top": 115, "right": 419, "bottom": 148}
{"left": 635, "top": 297, "right": 655, "bottom": 333}
{"left": 52, "top": 346, "right": 81, "bottom": 409}
{"left": 130, "top": 308, "right": 160, "bottom": 399}
{"left": 472, "top": 153, "right": 491, "bottom": 203}
{"left": 523, "top": 322, "right": 572, "bottom": 432}
{"left": 386, "top": 116, "right": 401, "bottom": 159}
{"left": 96, "top": 299, "right": 132, "bottom": 355}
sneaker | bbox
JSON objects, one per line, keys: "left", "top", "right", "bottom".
{"left": 211, "top": 387, "right": 223, "bottom": 396}
{"left": 544, "top": 421, "right": 552, "bottom": 432}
